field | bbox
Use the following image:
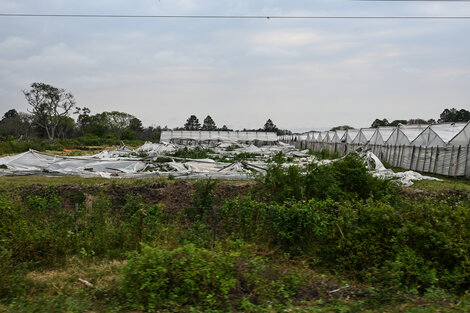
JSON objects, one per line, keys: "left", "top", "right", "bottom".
{"left": 1, "top": 153, "right": 470, "bottom": 313}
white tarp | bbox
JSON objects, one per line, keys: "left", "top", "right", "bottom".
{"left": 365, "top": 151, "right": 442, "bottom": 187}
{"left": 0, "top": 143, "right": 443, "bottom": 186}
{"left": 161, "top": 130, "right": 278, "bottom": 143}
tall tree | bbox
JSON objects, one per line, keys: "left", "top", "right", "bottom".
{"left": 23, "top": 82, "right": 75, "bottom": 141}
{"left": 0, "top": 110, "right": 33, "bottom": 138}
{"left": 438, "top": 108, "right": 470, "bottom": 123}
{"left": 184, "top": 115, "right": 201, "bottom": 130}
{"left": 2, "top": 109, "right": 19, "bottom": 119}
{"left": 202, "top": 115, "right": 217, "bottom": 131}
{"left": 263, "top": 119, "right": 278, "bottom": 132}
{"left": 129, "top": 117, "right": 144, "bottom": 132}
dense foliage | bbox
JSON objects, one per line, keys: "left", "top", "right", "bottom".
{"left": 261, "top": 153, "right": 399, "bottom": 203}
{"left": 1, "top": 157, "right": 469, "bottom": 311}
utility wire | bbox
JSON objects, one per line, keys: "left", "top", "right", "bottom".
{"left": 1, "top": 13, "right": 470, "bottom": 19}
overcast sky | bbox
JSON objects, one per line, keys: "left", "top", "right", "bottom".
{"left": 1, "top": 0, "right": 469, "bottom": 131}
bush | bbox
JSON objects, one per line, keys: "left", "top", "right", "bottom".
{"left": 261, "top": 153, "right": 399, "bottom": 203}
{"left": 219, "top": 196, "right": 470, "bottom": 294}
{"left": 120, "top": 242, "right": 312, "bottom": 310}
{"left": 187, "top": 178, "right": 218, "bottom": 221}
{"left": 167, "top": 147, "right": 214, "bottom": 159}
{"left": 309, "top": 148, "right": 340, "bottom": 160}
{"left": 121, "top": 244, "right": 237, "bottom": 310}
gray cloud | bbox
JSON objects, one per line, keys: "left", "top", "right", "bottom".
{"left": 1, "top": 0, "right": 470, "bottom": 130}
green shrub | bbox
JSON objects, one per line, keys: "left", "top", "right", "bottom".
{"left": 219, "top": 196, "right": 470, "bottom": 294}
{"left": 187, "top": 178, "right": 218, "bottom": 221}
{"left": 121, "top": 244, "right": 237, "bottom": 310}
{"left": 260, "top": 153, "right": 399, "bottom": 203}
{"left": 309, "top": 148, "right": 340, "bottom": 160}
{"left": 167, "top": 147, "right": 214, "bottom": 159}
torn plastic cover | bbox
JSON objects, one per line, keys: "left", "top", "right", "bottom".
{"left": 0, "top": 143, "right": 442, "bottom": 185}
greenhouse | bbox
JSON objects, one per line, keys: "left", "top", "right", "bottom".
{"left": 412, "top": 123, "right": 468, "bottom": 147}
{"left": 343, "top": 129, "right": 360, "bottom": 144}
{"left": 160, "top": 130, "right": 278, "bottom": 145}
{"left": 352, "top": 128, "right": 376, "bottom": 145}
{"left": 385, "top": 125, "right": 427, "bottom": 146}
{"left": 283, "top": 122, "right": 470, "bottom": 177}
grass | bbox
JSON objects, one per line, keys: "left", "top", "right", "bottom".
{"left": 0, "top": 257, "right": 125, "bottom": 313}
{"left": 0, "top": 176, "right": 170, "bottom": 188}
{"left": 2, "top": 256, "right": 469, "bottom": 313}
{"left": 409, "top": 175, "right": 470, "bottom": 193}
{"left": 1, "top": 154, "right": 469, "bottom": 312}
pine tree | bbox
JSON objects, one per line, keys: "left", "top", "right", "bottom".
{"left": 183, "top": 115, "right": 201, "bottom": 130}
{"left": 263, "top": 119, "right": 278, "bottom": 132}
{"left": 202, "top": 115, "right": 217, "bottom": 131}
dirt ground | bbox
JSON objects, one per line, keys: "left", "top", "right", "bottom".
{"left": 8, "top": 179, "right": 469, "bottom": 214}
{"left": 16, "top": 180, "right": 255, "bottom": 211}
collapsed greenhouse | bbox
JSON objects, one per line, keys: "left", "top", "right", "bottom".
{"left": 0, "top": 132, "right": 442, "bottom": 185}
{"left": 1, "top": 123, "right": 469, "bottom": 180}
{"left": 280, "top": 122, "right": 470, "bottom": 178}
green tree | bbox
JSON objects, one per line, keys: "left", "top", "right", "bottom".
{"left": 129, "top": 117, "right": 144, "bottom": 132}
{"left": 263, "top": 119, "right": 278, "bottom": 132}
{"left": 0, "top": 110, "right": 33, "bottom": 138}
{"left": 438, "top": 108, "right": 470, "bottom": 123}
{"left": 56, "top": 116, "right": 77, "bottom": 139}
{"left": 23, "top": 82, "right": 75, "bottom": 141}
{"left": 389, "top": 120, "right": 408, "bottom": 127}
{"left": 202, "top": 115, "right": 217, "bottom": 131}
{"left": 371, "top": 119, "right": 389, "bottom": 128}
{"left": 75, "top": 107, "right": 92, "bottom": 135}
{"left": 184, "top": 115, "right": 201, "bottom": 130}
{"left": 87, "top": 111, "right": 140, "bottom": 138}
{"left": 2, "top": 109, "right": 18, "bottom": 119}
{"left": 330, "top": 125, "right": 354, "bottom": 131}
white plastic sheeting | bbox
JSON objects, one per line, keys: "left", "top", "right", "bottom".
{"left": 448, "top": 121, "right": 470, "bottom": 146}
{"left": 160, "top": 130, "right": 278, "bottom": 143}
{"left": 386, "top": 125, "right": 427, "bottom": 146}
{"left": 344, "top": 129, "right": 360, "bottom": 144}
{"left": 0, "top": 143, "right": 445, "bottom": 186}
{"left": 286, "top": 122, "right": 470, "bottom": 149}
{"left": 365, "top": 152, "right": 442, "bottom": 187}
{"left": 369, "top": 127, "right": 395, "bottom": 145}
{"left": 352, "top": 128, "right": 376, "bottom": 145}
{"left": 0, "top": 150, "right": 148, "bottom": 178}
{"left": 0, "top": 142, "right": 304, "bottom": 180}
{"left": 412, "top": 123, "right": 468, "bottom": 147}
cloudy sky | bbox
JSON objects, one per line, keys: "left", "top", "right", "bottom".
{"left": 1, "top": 0, "right": 469, "bottom": 131}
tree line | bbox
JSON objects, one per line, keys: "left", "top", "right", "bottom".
{"left": 0, "top": 83, "right": 288, "bottom": 142}
{"left": 370, "top": 108, "right": 470, "bottom": 128}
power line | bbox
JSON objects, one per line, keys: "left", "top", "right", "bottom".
{"left": 1, "top": 13, "right": 470, "bottom": 19}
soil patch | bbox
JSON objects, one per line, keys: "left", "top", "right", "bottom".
{"left": 16, "top": 180, "right": 255, "bottom": 212}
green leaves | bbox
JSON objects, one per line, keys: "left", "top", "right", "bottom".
{"left": 121, "top": 244, "right": 237, "bottom": 310}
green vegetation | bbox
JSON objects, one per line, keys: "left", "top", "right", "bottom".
{"left": 0, "top": 136, "right": 145, "bottom": 155}
{"left": 1, "top": 157, "right": 469, "bottom": 312}
{"left": 308, "top": 148, "right": 341, "bottom": 160}
{"left": 167, "top": 146, "right": 214, "bottom": 159}
{"left": 411, "top": 175, "right": 470, "bottom": 193}
{"left": 262, "top": 153, "right": 399, "bottom": 203}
